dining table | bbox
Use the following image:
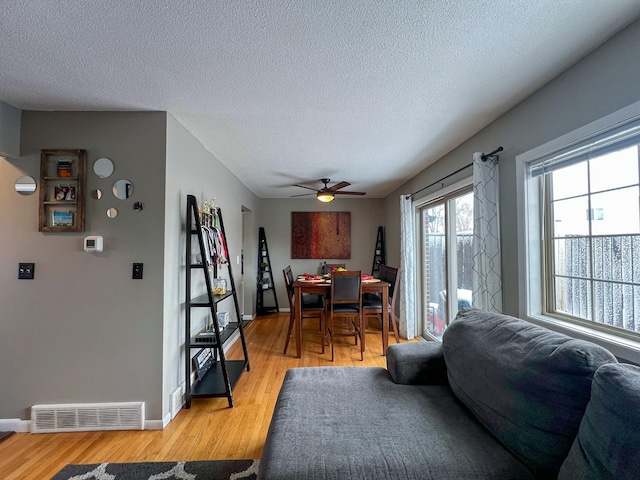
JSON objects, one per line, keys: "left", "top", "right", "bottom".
{"left": 292, "top": 278, "right": 390, "bottom": 358}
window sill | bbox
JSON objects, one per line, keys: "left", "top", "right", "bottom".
{"left": 525, "top": 314, "right": 640, "bottom": 365}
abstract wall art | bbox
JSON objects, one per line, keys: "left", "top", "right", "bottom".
{"left": 291, "top": 211, "right": 351, "bottom": 259}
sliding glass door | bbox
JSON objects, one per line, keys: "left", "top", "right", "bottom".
{"left": 420, "top": 188, "right": 473, "bottom": 340}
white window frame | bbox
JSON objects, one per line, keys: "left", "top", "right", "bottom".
{"left": 414, "top": 177, "right": 473, "bottom": 339}
{"left": 516, "top": 100, "right": 640, "bottom": 363}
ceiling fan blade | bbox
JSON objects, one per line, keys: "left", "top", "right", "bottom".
{"left": 327, "top": 181, "right": 351, "bottom": 192}
{"left": 293, "top": 184, "right": 320, "bottom": 192}
{"left": 290, "top": 192, "right": 315, "bottom": 197}
{"left": 335, "top": 191, "right": 366, "bottom": 196}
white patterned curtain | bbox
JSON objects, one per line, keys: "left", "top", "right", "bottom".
{"left": 472, "top": 152, "right": 503, "bottom": 312}
{"left": 399, "top": 194, "right": 416, "bottom": 338}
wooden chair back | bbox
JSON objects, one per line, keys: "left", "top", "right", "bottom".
{"left": 330, "top": 270, "right": 362, "bottom": 305}
{"left": 282, "top": 266, "right": 295, "bottom": 308}
{"left": 327, "top": 270, "right": 363, "bottom": 361}
{"left": 282, "top": 265, "right": 325, "bottom": 355}
{"left": 379, "top": 265, "right": 399, "bottom": 298}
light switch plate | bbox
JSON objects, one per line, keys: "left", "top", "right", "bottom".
{"left": 18, "top": 262, "right": 35, "bottom": 279}
{"left": 132, "top": 263, "right": 143, "bottom": 279}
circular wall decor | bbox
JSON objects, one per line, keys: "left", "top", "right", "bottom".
{"left": 112, "top": 179, "right": 133, "bottom": 199}
{"left": 15, "top": 175, "right": 37, "bottom": 195}
{"left": 93, "top": 157, "right": 114, "bottom": 178}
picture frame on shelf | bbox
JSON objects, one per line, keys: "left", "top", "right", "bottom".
{"left": 51, "top": 210, "right": 74, "bottom": 227}
{"left": 54, "top": 186, "right": 75, "bottom": 201}
{"left": 193, "top": 348, "right": 214, "bottom": 381}
{"left": 56, "top": 158, "right": 74, "bottom": 177}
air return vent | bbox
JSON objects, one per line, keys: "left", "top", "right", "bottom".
{"left": 31, "top": 402, "right": 144, "bottom": 433}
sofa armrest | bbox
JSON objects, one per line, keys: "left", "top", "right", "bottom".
{"left": 386, "top": 342, "right": 448, "bottom": 385}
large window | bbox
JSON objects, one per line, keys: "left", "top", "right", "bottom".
{"left": 525, "top": 119, "right": 640, "bottom": 339}
{"left": 419, "top": 187, "right": 473, "bottom": 340}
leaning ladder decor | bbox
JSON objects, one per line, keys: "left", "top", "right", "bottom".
{"left": 371, "top": 226, "right": 386, "bottom": 276}
{"left": 184, "top": 195, "right": 250, "bottom": 408}
{"left": 256, "top": 227, "right": 279, "bottom": 315}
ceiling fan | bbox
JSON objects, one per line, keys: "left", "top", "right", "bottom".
{"left": 292, "top": 178, "right": 366, "bottom": 202}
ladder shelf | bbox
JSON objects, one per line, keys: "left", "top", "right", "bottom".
{"left": 184, "top": 194, "right": 250, "bottom": 408}
{"left": 371, "top": 226, "right": 387, "bottom": 276}
{"left": 256, "top": 227, "right": 279, "bottom": 316}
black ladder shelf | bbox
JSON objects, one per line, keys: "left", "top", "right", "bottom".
{"left": 256, "top": 227, "right": 279, "bottom": 316}
{"left": 184, "top": 194, "right": 250, "bottom": 408}
{"left": 371, "top": 226, "right": 387, "bottom": 276}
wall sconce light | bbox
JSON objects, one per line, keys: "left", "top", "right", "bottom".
{"left": 317, "top": 192, "right": 334, "bottom": 203}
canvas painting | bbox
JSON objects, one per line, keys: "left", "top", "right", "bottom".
{"left": 291, "top": 212, "right": 351, "bottom": 259}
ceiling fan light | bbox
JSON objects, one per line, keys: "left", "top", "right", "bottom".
{"left": 317, "top": 192, "right": 334, "bottom": 202}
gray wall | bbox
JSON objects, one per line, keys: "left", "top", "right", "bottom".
{"left": 258, "top": 198, "right": 385, "bottom": 309}
{"left": 0, "top": 101, "right": 21, "bottom": 157}
{"left": 385, "top": 19, "right": 640, "bottom": 326}
{"left": 163, "top": 114, "right": 262, "bottom": 419}
{"left": 0, "top": 111, "right": 167, "bottom": 420}
{"left": 0, "top": 111, "right": 263, "bottom": 423}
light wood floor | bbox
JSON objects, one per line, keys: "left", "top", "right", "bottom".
{"left": 0, "top": 312, "right": 415, "bottom": 479}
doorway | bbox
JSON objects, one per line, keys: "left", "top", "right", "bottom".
{"left": 241, "top": 206, "right": 254, "bottom": 320}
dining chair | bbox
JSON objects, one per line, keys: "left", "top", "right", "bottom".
{"left": 363, "top": 265, "right": 401, "bottom": 345}
{"left": 321, "top": 263, "right": 346, "bottom": 275}
{"left": 282, "top": 266, "right": 325, "bottom": 355}
{"left": 325, "top": 270, "right": 363, "bottom": 361}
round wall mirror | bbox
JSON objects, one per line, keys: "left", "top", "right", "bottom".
{"left": 107, "top": 207, "right": 118, "bottom": 218}
{"left": 93, "top": 157, "right": 114, "bottom": 178}
{"left": 15, "top": 176, "right": 37, "bottom": 195}
{"left": 92, "top": 189, "right": 102, "bottom": 200}
{"left": 112, "top": 179, "right": 133, "bottom": 199}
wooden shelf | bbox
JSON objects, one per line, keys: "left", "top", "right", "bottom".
{"left": 191, "top": 322, "right": 241, "bottom": 347}
{"left": 41, "top": 226, "right": 80, "bottom": 233}
{"left": 189, "top": 291, "right": 235, "bottom": 307}
{"left": 191, "top": 360, "right": 248, "bottom": 398}
{"left": 39, "top": 149, "right": 86, "bottom": 233}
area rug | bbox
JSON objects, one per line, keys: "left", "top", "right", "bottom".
{"left": 50, "top": 459, "right": 259, "bottom": 480}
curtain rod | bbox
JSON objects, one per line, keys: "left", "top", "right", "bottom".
{"left": 408, "top": 146, "right": 503, "bottom": 198}
{"left": 481, "top": 146, "right": 503, "bottom": 161}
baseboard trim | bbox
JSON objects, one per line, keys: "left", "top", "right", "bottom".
{"left": 161, "top": 412, "right": 173, "bottom": 429}
{"left": 0, "top": 418, "right": 30, "bottom": 432}
{"left": 169, "top": 383, "right": 185, "bottom": 420}
{"left": 148, "top": 417, "right": 167, "bottom": 430}
{"left": 0, "top": 417, "right": 168, "bottom": 432}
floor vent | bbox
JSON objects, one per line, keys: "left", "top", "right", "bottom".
{"left": 31, "top": 402, "right": 145, "bottom": 433}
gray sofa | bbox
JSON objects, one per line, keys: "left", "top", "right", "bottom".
{"left": 258, "top": 308, "right": 640, "bottom": 479}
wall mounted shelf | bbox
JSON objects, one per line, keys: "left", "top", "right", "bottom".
{"left": 39, "top": 149, "right": 86, "bottom": 232}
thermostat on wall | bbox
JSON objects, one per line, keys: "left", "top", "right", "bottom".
{"left": 84, "top": 235, "right": 104, "bottom": 252}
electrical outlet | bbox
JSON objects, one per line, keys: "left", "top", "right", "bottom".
{"left": 18, "top": 263, "right": 35, "bottom": 280}
{"left": 132, "top": 263, "right": 143, "bottom": 279}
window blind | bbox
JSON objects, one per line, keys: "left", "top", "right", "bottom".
{"left": 529, "top": 118, "right": 640, "bottom": 177}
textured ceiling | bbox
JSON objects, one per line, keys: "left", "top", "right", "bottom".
{"left": 2, "top": 1, "right": 640, "bottom": 198}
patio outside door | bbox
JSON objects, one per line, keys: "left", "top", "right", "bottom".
{"left": 420, "top": 189, "right": 473, "bottom": 340}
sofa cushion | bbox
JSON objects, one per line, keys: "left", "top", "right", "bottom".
{"left": 386, "top": 342, "right": 448, "bottom": 385}
{"left": 258, "top": 366, "right": 535, "bottom": 480}
{"left": 558, "top": 363, "right": 640, "bottom": 480}
{"left": 442, "top": 308, "right": 617, "bottom": 477}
